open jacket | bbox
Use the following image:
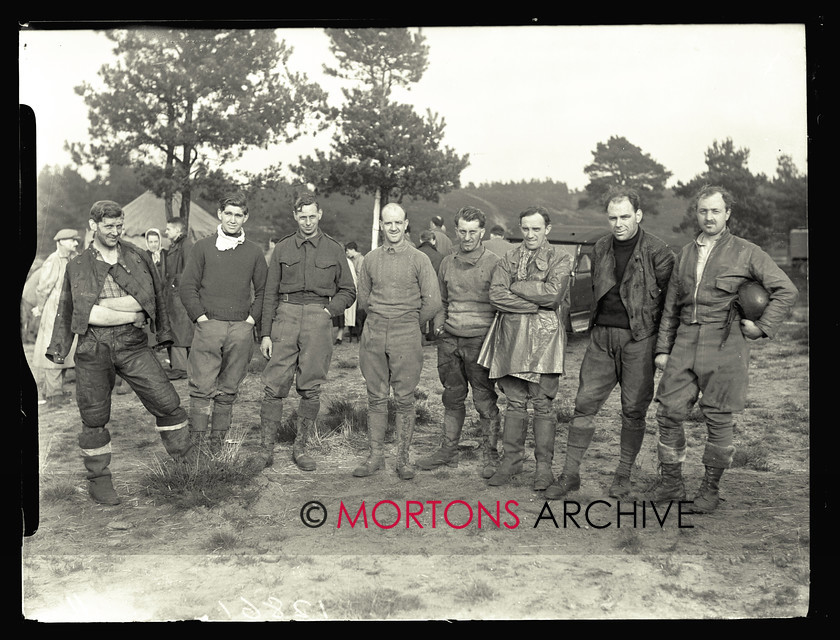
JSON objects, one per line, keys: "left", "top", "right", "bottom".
{"left": 478, "top": 241, "right": 572, "bottom": 379}
{"left": 655, "top": 227, "right": 798, "bottom": 355}
{"left": 591, "top": 228, "right": 675, "bottom": 341}
{"left": 46, "top": 240, "right": 173, "bottom": 364}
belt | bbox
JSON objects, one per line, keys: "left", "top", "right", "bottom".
{"left": 280, "top": 292, "right": 331, "bottom": 305}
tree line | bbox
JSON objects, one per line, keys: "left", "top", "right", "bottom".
{"left": 30, "top": 27, "right": 806, "bottom": 257}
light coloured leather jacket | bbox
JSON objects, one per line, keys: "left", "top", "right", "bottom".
{"left": 655, "top": 228, "right": 798, "bottom": 355}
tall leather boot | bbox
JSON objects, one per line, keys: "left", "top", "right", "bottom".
{"left": 479, "top": 414, "right": 502, "bottom": 479}
{"left": 395, "top": 412, "right": 416, "bottom": 480}
{"left": 532, "top": 416, "right": 557, "bottom": 491}
{"left": 158, "top": 421, "right": 196, "bottom": 463}
{"left": 487, "top": 412, "right": 527, "bottom": 486}
{"left": 417, "top": 408, "right": 465, "bottom": 470}
{"left": 691, "top": 443, "right": 735, "bottom": 513}
{"left": 80, "top": 427, "right": 120, "bottom": 505}
{"left": 293, "top": 415, "right": 317, "bottom": 471}
{"left": 645, "top": 442, "right": 687, "bottom": 502}
{"left": 259, "top": 398, "right": 283, "bottom": 469}
{"left": 353, "top": 412, "right": 387, "bottom": 477}
{"left": 609, "top": 421, "right": 646, "bottom": 499}
{"left": 210, "top": 399, "right": 234, "bottom": 455}
{"left": 544, "top": 423, "right": 595, "bottom": 499}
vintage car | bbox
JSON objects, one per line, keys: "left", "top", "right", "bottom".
{"left": 510, "top": 225, "right": 611, "bottom": 333}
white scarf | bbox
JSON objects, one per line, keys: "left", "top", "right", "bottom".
{"left": 215, "top": 224, "right": 245, "bottom": 251}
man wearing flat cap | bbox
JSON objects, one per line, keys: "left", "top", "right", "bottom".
{"left": 32, "top": 229, "right": 80, "bottom": 409}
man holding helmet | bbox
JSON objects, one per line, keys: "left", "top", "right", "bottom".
{"left": 649, "top": 184, "right": 798, "bottom": 513}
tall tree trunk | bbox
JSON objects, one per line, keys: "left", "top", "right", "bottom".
{"left": 371, "top": 186, "right": 381, "bottom": 250}
{"left": 164, "top": 149, "right": 175, "bottom": 219}
{"left": 179, "top": 188, "right": 191, "bottom": 227}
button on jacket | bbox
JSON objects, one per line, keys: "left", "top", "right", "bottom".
{"left": 46, "top": 241, "right": 173, "bottom": 363}
{"left": 591, "top": 228, "right": 676, "bottom": 341}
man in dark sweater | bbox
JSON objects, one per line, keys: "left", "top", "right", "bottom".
{"left": 546, "top": 187, "right": 675, "bottom": 500}
{"left": 179, "top": 192, "right": 268, "bottom": 451}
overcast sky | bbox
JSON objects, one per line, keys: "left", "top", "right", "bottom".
{"left": 19, "top": 23, "right": 809, "bottom": 192}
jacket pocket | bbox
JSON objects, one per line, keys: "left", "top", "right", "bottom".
{"left": 714, "top": 275, "right": 746, "bottom": 293}
{"left": 278, "top": 256, "right": 303, "bottom": 288}
{"left": 312, "top": 256, "right": 338, "bottom": 290}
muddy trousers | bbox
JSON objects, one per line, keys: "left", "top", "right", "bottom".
{"left": 73, "top": 325, "right": 190, "bottom": 503}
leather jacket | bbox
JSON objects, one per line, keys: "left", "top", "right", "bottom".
{"left": 591, "top": 228, "right": 675, "bottom": 341}
{"left": 655, "top": 227, "right": 798, "bottom": 355}
{"left": 46, "top": 240, "right": 173, "bottom": 363}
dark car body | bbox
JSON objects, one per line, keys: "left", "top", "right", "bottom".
{"left": 511, "top": 225, "right": 611, "bottom": 333}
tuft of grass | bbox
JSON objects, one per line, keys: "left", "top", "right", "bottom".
{"left": 40, "top": 478, "right": 79, "bottom": 504}
{"left": 657, "top": 556, "right": 683, "bottom": 577}
{"left": 141, "top": 447, "right": 263, "bottom": 511}
{"left": 324, "top": 586, "right": 423, "bottom": 620}
{"left": 616, "top": 528, "right": 644, "bottom": 555}
{"left": 731, "top": 442, "right": 771, "bottom": 471}
{"left": 207, "top": 529, "right": 239, "bottom": 552}
{"left": 454, "top": 576, "right": 498, "bottom": 603}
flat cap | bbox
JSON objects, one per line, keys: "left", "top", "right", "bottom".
{"left": 54, "top": 229, "right": 81, "bottom": 241}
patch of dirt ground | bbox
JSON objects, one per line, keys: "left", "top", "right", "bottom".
{"left": 21, "top": 294, "right": 813, "bottom": 621}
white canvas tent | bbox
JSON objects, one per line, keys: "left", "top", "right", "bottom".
{"left": 84, "top": 191, "right": 219, "bottom": 249}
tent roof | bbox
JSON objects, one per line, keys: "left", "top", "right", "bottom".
{"left": 121, "top": 191, "right": 218, "bottom": 245}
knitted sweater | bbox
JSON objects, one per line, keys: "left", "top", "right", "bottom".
{"left": 434, "top": 245, "right": 500, "bottom": 337}
{"left": 179, "top": 235, "right": 268, "bottom": 325}
{"left": 357, "top": 242, "right": 441, "bottom": 325}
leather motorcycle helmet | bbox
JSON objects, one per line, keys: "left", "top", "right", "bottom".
{"left": 736, "top": 281, "right": 770, "bottom": 321}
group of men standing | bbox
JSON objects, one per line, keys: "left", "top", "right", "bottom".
{"left": 41, "top": 183, "right": 797, "bottom": 516}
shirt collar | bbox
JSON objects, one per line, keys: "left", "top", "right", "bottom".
{"left": 383, "top": 241, "right": 410, "bottom": 254}
{"left": 90, "top": 241, "right": 125, "bottom": 265}
{"left": 695, "top": 227, "right": 729, "bottom": 247}
{"left": 454, "top": 245, "right": 485, "bottom": 265}
{"left": 295, "top": 230, "right": 322, "bottom": 248}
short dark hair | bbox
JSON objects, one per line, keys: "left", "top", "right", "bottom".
{"left": 693, "top": 184, "right": 735, "bottom": 212}
{"left": 90, "top": 200, "right": 123, "bottom": 223}
{"left": 420, "top": 230, "right": 436, "bottom": 243}
{"left": 454, "top": 206, "right": 486, "bottom": 228}
{"left": 519, "top": 206, "right": 550, "bottom": 226}
{"left": 166, "top": 217, "right": 187, "bottom": 233}
{"left": 219, "top": 191, "right": 249, "bottom": 214}
{"left": 604, "top": 186, "right": 641, "bottom": 213}
{"left": 294, "top": 192, "right": 320, "bottom": 212}
{"left": 489, "top": 224, "right": 506, "bottom": 237}
{"left": 345, "top": 241, "right": 358, "bottom": 251}
{"left": 431, "top": 215, "right": 445, "bottom": 228}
